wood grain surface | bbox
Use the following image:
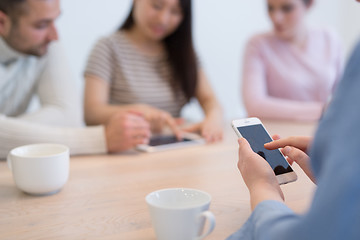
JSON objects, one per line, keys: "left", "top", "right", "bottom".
{"left": 0, "top": 120, "right": 317, "bottom": 240}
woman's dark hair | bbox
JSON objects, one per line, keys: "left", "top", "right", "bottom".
{"left": 120, "top": 0, "right": 197, "bottom": 102}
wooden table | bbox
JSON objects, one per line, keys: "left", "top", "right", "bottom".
{"left": 0, "top": 120, "right": 317, "bottom": 240}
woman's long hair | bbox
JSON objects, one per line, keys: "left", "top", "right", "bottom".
{"left": 120, "top": 0, "right": 197, "bottom": 101}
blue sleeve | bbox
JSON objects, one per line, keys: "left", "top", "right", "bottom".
{"left": 226, "top": 201, "right": 300, "bottom": 240}
{"left": 227, "top": 40, "right": 360, "bottom": 240}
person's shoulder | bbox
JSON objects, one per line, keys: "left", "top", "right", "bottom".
{"left": 246, "top": 32, "right": 276, "bottom": 49}
{"left": 47, "top": 40, "right": 65, "bottom": 53}
{"left": 41, "top": 40, "right": 66, "bottom": 63}
{"left": 94, "top": 31, "right": 130, "bottom": 51}
{"left": 309, "top": 26, "right": 338, "bottom": 37}
{"left": 92, "top": 32, "right": 116, "bottom": 48}
{"left": 309, "top": 27, "right": 342, "bottom": 47}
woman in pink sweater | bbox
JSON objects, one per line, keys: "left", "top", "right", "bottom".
{"left": 242, "top": 0, "right": 343, "bottom": 122}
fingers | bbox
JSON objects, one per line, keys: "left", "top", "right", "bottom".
{"left": 105, "top": 112, "right": 152, "bottom": 153}
{"left": 127, "top": 114, "right": 150, "bottom": 128}
{"left": 182, "top": 123, "right": 201, "bottom": 133}
{"left": 264, "top": 136, "right": 310, "bottom": 152}
{"left": 215, "top": 132, "right": 223, "bottom": 142}
{"left": 202, "top": 131, "right": 212, "bottom": 143}
{"left": 285, "top": 156, "right": 295, "bottom": 165}
{"left": 161, "top": 112, "right": 183, "bottom": 139}
{"left": 144, "top": 108, "right": 183, "bottom": 139}
{"left": 202, "top": 129, "right": 223, "bottom": 143}
{"left": 112, "top": 111, "right": 148, "bottom": 127}
{"left": 183, "top": 122, "right": 222, "bottom": 143}
{"left": 282, "top": 146, "right": 306, "bottom": 163}
{"left": 237, "top": 138, "right": 282, "bottom": 201}
{"left": 131, "top": 135, "right": 150, "bottom": 145}
{"left": 175, "top": 118, "right": 185, "bottom": 125}
{"left": 126, "top": 110, "right": 144, "bottom": 118}
{"left": 128, "top": 114, "right": 151, "bottom": 141}
{"left": 238, "top": 138, "right": 253, "bottom": 158}
{"left": 208, "top": 133, "right": 223, "bottom": 143}
{"left": 124, "top": 124, "right": 151, "bottom": 146}
{"left": 119, "top": 129, "right": 150, "bottom": 150}
{"left": 130, "top": 127, "right": 151, "bottom": 139}
{"left": 238, "top": 137, "right": 249, "bottom": 148}
{"left": 272, "top": 134, "right": 281, "bottom": 140}
{"left": 184, "top": 121, "right": 223, "bottom": 143}
{"left": 238, "top": 138, "right": 249, "bottom": 169}
{"left": 124, "top": 114, "right": 151, "bottom": 134}
{"left": 200, "top": 121, "right": 222, "bottom": 143}
{"left": 264, "top": 138, "right": 289, "bottom": 150}
{"left": 282, "top": 146, "right": 315, "bottom": 183}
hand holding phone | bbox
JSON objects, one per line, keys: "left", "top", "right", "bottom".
{"left": 232, "top": 118, "right": 297, "bottom": 185}
{"left": 265, "top": 136, "right": 315, "bottom": 183}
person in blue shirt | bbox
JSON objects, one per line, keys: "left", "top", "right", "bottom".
{"left": 228, "top": 4, "right": 360, "bottom": 240}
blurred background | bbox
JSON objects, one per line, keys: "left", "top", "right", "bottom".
{"left": 57, "top": 0, "right": 360, "bottom": 122}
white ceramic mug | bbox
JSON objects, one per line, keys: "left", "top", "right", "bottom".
{"left": 146, "top": 188, "right": 216, "bottom": 240}
{"left": 7, "top": 143, "right": 69, "bottom": 195}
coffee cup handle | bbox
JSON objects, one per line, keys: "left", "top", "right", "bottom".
{"left": 7, "top": 154, "right": 12, "bottom": 170}
{"left": 196, "top": 211, "right": 216, "bottom": 240}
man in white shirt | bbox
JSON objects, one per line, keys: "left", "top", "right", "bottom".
{"left": 0, "top": 0, "right": 150, "bottom": 158}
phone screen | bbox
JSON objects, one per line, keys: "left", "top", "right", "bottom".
{"left": 149, "top": 136, "right": 192, "bottom": 146}
{"left": 237, "top": 124, "right": 293, "bottom": 175}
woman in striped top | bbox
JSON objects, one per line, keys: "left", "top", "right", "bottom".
{"left": 84, "top": 0, "right": 223, "bottom": 143}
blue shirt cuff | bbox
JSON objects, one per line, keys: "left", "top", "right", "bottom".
{"left": 226, "top": 200, "right": 295, "bottom": 240}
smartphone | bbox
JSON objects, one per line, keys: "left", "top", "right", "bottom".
{"left": 136, "top": 133, "right": 205, "bottom": 153}
{"left": 148, "top": 136, "right": 193, "bottom": 146}
{"left": 231, "top": 117, "right": 297, "bottom": 185}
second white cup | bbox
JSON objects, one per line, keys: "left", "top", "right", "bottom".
{"left": 146, "top": 188, "right": 216, "bottom": 240}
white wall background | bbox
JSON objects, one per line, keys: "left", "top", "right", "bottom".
{"left": 57, "top": 0, "right": 360, "bottom": 122}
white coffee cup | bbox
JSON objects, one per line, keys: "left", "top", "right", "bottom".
{"left": 146, "top": 188, "right": 216, "bottom": 240}
{"left": 7, "top": 143, "right": 69, "bottom": 195}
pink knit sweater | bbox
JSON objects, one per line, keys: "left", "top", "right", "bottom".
{"left": 242, "top": 28, "right": 343, "bottom": 122}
